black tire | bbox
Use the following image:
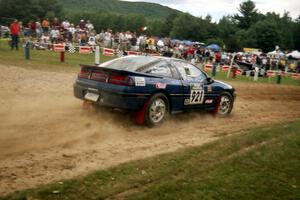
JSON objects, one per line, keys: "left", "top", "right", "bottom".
{"left": 145, "top": 93, "right": 169, "bottom": 127}
{"left": 217, "top": 92, "right": 234, "bottom": 116}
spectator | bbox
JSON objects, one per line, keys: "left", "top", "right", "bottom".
{"left": 50, "top": 27, "right": 59, "bottom": 44}
{"left": 62, "top": 20, "right": 70, "bottom": 30}
{"left": 130, "top": 33, "right": 138, "bottom": 51}
{"left": 68, "top": 24, "right": 76, "bottom": 42}
{"left": 262, "top": 56, "right": 267, "bottom": 69}
{"left": 119, "top": 32, "right": 127, "bottom": 51}
{"left": 138, "top": 34, "right": 147, "bottom": 52}
{"left": 42, "top": 18, "right": 50, "bottom": 33}
{"left": 85, "top": 20, "right": 94, "bottom": 32}
{"left": 79, "top": 32, "right": 88, "bottom": 46}
{"left": 29, "top": 20, "right": 36, "bottom": 37}
{"left": 125, "top": 31, "right": 132, "bottom": 50}
{"left": 10, "top": 19, "right": 20, "bottom": 50}
{"left": 88, "top": 33, "right": 96, "bottom": 46}
{"left": 19, "top": 21, "right": 24, "bottom": 36}
{"left": 104, "top": 29, "right": 112, "bottom": 48}
{"left": 51, "top": 18, "right": 60, "bottom": 29}
{"left": 147, "top": 36, "right": 156, "bottom": 52}
{"left": 187, "top": 45, "right": 195, "bottom": 60}
{"left": 79, "top": 20, "right": 86, "bottom": 30}
{"left": 157, "top": 38, "right": 164, "bottom": 52}
{"left": 97, "top": 30, "right": 105, "bottom": 44}
{"left": 36, "top": 20, "right": 42, "bottom": 38}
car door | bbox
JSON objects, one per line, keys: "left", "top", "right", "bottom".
{"left": 172, "top": 61, "right": 213, "bottom": 109}
{"left": 137, "top": 60, "right": 184, "bottom": 112}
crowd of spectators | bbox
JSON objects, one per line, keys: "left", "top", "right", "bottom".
{"left": 5, "top": 18, "right": 222, "bottom": 63}
{"left": 234, "top": 52, "right": 300, "bottom": 73}
{"left": 3, "top": 18, "right": 300, "bottom": 73}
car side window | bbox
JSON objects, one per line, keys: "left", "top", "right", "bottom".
{"left": 174, "top": 61, "right": 207, "bottom": 81}
{"left": 141, "top": 62, "right": 173, "bottom": 77}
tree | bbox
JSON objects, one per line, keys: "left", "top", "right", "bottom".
{"left": 294, "top": 15, "right": 300, "bottom": 50}
{"left": 218, "top": 16, "right": 239, "bottom": 51}
{"left": 148, "top": 20, "right": 168, "bottom": 37}
{"left": 234, "top": 0, "right": 258, "bottom": 29}
{"left": 0, "top": 0, "right": 63, "bottom": 23}
{"left": 170, "top": 13, "right": 198, "bottom": 40}
{"left": 278, "top": 11, "right": 294, "bottom": 50}
{"left": 249, "top": 19, "right": 280, "bottom": 52}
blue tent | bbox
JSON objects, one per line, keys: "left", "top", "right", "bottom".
{"left": 207, "top": 44, "right": 221, "bottom": 51}
{"left": 182, "top": 40, "right": 193, "bottom": 45}
{"left": 171, "top": 39, "right": 181, "bottom": 44}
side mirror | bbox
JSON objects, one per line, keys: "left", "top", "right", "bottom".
{"left": 207, "top": 77, "right": 214, "bottom": 84}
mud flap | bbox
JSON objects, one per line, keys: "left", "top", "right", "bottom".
{"left": 212, "top": 96, "right": 222, "bottom": 117}
{"left": 82, "top": 100, "right": 93, "bottom": 110}
{"left": 133, "top": 100, "right": 149, "bottom": 125}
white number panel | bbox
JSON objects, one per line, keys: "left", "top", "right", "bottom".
{"left": 190, "top": 89, "right": 204, "bottom": 104}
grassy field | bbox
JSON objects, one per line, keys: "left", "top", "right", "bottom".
{"left": 1, "top": 120, "right": 300, "bottom": 200}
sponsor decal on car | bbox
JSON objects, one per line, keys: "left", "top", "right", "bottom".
{"left": 191, "top": 83, "right": 202, "bottom": 90}
{"left": 205, "top": 99, "right": 213, "bottom": 104}
{"left": 207, "top": 85, "right": 213, "bottom": 92}
{"left": 135, "top": 77, "right": 146, "bottom": 86}
{"left": 156, "top": 83, "right": 167, "bottom": 89}
{"left": 184, "top": 98, "right": 190, "bottom": 105}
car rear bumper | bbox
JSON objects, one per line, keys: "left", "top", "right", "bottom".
{"left": 73, "top": 82, "right": 149, "bottom": 110}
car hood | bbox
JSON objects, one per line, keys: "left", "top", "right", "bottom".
{"left": 214, "top": 80, "right": 234, "bottom": 90}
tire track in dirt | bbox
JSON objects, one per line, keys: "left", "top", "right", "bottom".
{"left": 0, "top": 65, "right": 300, "bottom": 195}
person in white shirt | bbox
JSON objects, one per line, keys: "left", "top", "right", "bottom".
{"left": 62, "top": 20, "right": 70, "bottom": 30}
{"left": 104, "top": 30, "right": 112, "bottom": 48}
{"left": 125, "top": 31, "right": 132, "bottom": 50}
{"left": 36, "top": 21, "right": 42, "bottom": 38}
{"left": 50, "top": 28, "right": 59, "bottom": 44}
{"left": 138, "top": 34, "right": 146, "bottom": 52}
{"left": 85, "top": 20, "right": 94, "bottom": 32}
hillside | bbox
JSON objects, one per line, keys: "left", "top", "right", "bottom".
{"left": 61, "top": 0, "right": 180, "bottom": 19}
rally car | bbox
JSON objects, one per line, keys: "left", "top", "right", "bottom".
{"left": 74, "top": 56, "right": 236, "bottom": 127}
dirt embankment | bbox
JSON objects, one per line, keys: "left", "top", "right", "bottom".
{"left": 0, "top": 64, "right": 300, "bottom": 195}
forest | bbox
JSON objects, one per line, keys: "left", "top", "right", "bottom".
{"left": 0, "top": 0, "right": 299, "bottom": 52}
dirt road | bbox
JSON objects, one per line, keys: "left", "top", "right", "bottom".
{"left": 0, "top": 64, "right": 300, "bottom": 195}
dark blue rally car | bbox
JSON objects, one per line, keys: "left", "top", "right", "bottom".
{"left": 74, "top": 56, "right": 236, "bottom": 127}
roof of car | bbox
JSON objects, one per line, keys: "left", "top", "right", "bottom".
{"left": 124, "top": 55, "right": 187, "bottom": 63}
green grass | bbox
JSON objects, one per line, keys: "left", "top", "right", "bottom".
{"left": 0, "top": 39, "right": 113, "bottom": 73}
{"left": 2, "top": 120, "right": 300, "bottom": 200}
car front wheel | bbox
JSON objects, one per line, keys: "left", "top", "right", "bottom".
{"left": 217, "top": 92, "right": 233, "bottom": 116}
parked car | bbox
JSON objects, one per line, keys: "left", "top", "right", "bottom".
{"left": 74, "top": 56, "right": 236, "bottom": 127}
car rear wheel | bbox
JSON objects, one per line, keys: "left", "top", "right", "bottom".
{"left": 145, "top": 93, "right": 168, "bottom": 127}
{"left": 217, "top": 92, "right": 233, "bottom": 116}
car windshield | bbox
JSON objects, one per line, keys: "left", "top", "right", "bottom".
{"left": 100, "top": 56, "right": 161, "bottom": 72}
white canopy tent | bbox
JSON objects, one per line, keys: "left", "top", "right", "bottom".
{"left": 286, "top": 50, "right": 300, "bottom": 59}
{"left": 267, "top": 50, "right": 285, "bottom": 57}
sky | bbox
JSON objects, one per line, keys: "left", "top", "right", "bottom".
{"left": 123, "top": 0, "right": 300, "bottom": 22}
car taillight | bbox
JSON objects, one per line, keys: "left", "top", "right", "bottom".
{"left": 90, "top": 71, "right": 108, "bottom": 82}
{"left": 78, "top": 68, "right": 90, "bottom": 79}
{"left": 109, "top": 74, "right": 134, "bottom": 86}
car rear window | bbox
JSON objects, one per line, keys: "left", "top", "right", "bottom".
{"left": 100, "top": 56, "right": 161, "bottom": 72}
